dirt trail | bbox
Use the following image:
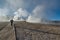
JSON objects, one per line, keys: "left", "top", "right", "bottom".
{"left": 0, "top": 23, "right": 16, "bottom": 40}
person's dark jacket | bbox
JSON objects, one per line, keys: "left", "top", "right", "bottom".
{"left": 10, "top": 20, "right": 13, "bottom": 26}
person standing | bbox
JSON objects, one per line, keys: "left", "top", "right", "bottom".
{"left": 10, "top": 19, "right": 14, "bottom": 26}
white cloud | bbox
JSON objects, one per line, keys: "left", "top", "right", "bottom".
{"left": 0, "top": 8, "right": 9, "bottom": 21}
{"left": 6, "top": 0, "right": 25, "bottom": 10}
{"left": 0, "top": 8, "right": 8, "bottom": 16}
{"left": 6, "top": 0, "right": 34, "bottom": 11}
{"left": 0, "top": 0, "right": 59, "bottom": 22}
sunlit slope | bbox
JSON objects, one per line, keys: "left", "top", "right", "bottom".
{"left": 0, "top": 22, "right": 15, "bottom": 40}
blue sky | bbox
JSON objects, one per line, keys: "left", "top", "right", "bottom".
{"left": 0, "top": 0, "right": 60, "bottom": 21}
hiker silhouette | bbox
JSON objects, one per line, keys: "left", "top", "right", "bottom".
{"left": 10, "top": 19, "right": 13, "bottom": 26}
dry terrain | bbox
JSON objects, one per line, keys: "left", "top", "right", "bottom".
{"left": 0, "top": 22, "right": 16, "bottom": 40}
{"left": 0, "top": 21, "right": 60, "bottom": 40}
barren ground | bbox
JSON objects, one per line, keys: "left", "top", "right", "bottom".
{"left": 0, "top": 21, "right": 60, "bottom": 40}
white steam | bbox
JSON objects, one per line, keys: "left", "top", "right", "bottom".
{"left": 26, "top": 15, "right": 42, "bottom": 23}
{"left": 13, "top": 5, "right": 46, "bottom": 23}
{"left": 0, "top": 8, "right": 8, "bottom": 16}
{"left": 13, "top": 8, "right": 29, "bottom": 21}
{"left": 26, "top": 5, "right": 45, "bottom": 23}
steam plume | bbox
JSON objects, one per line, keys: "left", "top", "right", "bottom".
{"left": 26, "top": 5, "right": 45, "bottom": 23}
{"left": 0, "top": 0, "right": 59, "bottom": 23}
{"left": 13, "top": 5, "right": 46, "bottom": 23}
{"left": 13, "top": 8, "right": 29, "bottom": 21}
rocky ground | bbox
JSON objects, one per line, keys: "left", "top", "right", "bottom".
{"left": 15, "top": 21, "right": 60, "bottom": 40}
{"left": 0, "top": 21, "right": 60, "bottom": 40}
